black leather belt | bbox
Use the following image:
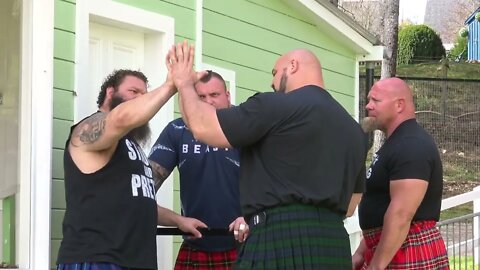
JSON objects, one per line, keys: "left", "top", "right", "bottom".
{"left": 156, "top": 227, "right": 230, "bottom": 236}
{"left": 249, "top": 211, "right": 267, "bottom": 226}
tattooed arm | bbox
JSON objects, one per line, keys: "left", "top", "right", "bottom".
{"left": 149, "top": 160, "right": 172, "bottom": 191}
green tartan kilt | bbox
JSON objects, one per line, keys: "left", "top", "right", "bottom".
{"left": 235, "top": 204, "right": 351, "bottom": 270}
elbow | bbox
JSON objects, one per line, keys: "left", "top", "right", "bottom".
{"left": 389, "top": 208, "right": 416, "bottom": 226}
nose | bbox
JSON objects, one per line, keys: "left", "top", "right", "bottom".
{"left": 365, "top": 100, "right": 373, "bottom": 111}
{"left": 204, "top": 97, "right": 215, "bottom": 106}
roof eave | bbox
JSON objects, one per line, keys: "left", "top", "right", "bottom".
{"left": 283, "top": 0, "right": 383, "bottom": 61}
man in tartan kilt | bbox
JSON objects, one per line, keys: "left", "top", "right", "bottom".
{"left": 353, "top": 78, "right": 450, "bottom": 270}
{"left": 167, "top": 41, "right": 368, "bottom": 269}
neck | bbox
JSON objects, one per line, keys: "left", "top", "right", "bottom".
{"left": 386, "top": 117, "right": 414, "bottom": 138}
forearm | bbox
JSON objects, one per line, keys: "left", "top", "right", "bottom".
{"left": 157, "top": 205, "right": 181, "bottom": 226}
{"left": 178, "top": 85, "right": 223, "bottom": 145}
{"left": 368, "top": 209, "right": 411, "bottom": 269}
{"left": 110, "top": 82, "right": 176, "bottom": 131}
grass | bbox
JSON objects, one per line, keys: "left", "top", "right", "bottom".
{"left": 361, "top": 61, "right": 480, "bottom": 79}
{"left": 449, "top": 256, "right": 479, "bottom": 270}
{"left": 440, "top": 202, "right": 473, "bottom": 220}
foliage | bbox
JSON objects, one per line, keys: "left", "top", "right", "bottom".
{"left": 448, "top": 35, "right": 468, "bottom": 61}
{"left": 459, "top": 27, "right": 469, "bottom": 38}
{"left": 397, "top": 25, "right": 446, "bottom": 65}
{"left": 476, "top": 12, "right": 480, "bottom": 21}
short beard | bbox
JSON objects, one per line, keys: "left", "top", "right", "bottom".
{"left": 276, "top": 69, "right": 288, "bottom": 93}
{"left": 109, "top": 93, "right": 152, "bottom": 147}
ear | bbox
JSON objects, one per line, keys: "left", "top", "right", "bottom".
{"left": 103, "top": 86, "right": 115, "bottom": 105}
{"left": 226, "top": 90, "right": 231, "bottom": 103}
{"left": 289, "top": 59, "right": 299, "bottom": 74}
{"left": 396, "top": 98, "right": 406, "bottom": 113}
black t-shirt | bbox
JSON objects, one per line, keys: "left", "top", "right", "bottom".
{"left": 358, "top": 119, "right": 443, "bottom": 230}
{"left": 58, "top": 118, "right": 158, "bottom": 269}
{"left": 216, "top": 85, "right": 367, "bottom": 217}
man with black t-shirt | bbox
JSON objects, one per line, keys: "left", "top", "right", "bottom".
{"left": 56, "top": 68, "right": 207, "bottom": 270}
{"left": 166, "top": 41, "right": 367, "bottom": 269}
{"left": 353, "top": 78, "right": 449, "bottom": 270}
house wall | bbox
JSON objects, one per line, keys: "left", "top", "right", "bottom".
{"left": 468, "top": 17, "right": 480, "bottom": 61}
{"left": 51, "top": 0, "right": 76, "bottom": 268}
{"left": 50, "top": 0, "right": 361, "bottom": 267}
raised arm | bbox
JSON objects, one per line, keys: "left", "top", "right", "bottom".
{"left": 169, "top": 41, "right": 231, "bottom": 148}
{"left": 71, "top": 54, "right": 177, "bottom": 152}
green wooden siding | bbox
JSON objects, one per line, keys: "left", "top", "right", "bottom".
{"left": 202, "top": 0, "right": 357, "bottom": 114}
{"left": 51, "top": 0, "right": 76, "bottom": 267}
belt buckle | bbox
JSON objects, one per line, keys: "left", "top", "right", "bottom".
{"left": 252, "top": 211, "right": 267, "bottom": 226}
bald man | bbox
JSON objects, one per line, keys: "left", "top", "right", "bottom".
{"left": 353, "top": 78, "right": 449, "bottom": 270}
{"left": 167, "top": 41, "right": 367, "bottom": 269}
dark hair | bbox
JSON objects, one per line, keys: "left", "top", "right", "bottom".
{"left": 199, "top": 70, "right": 227, "bottom": 91}
{"left": 97, "top": 69, "right": 148, "bottom": 108}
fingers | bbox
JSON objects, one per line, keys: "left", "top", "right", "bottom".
{"left": 231, "top": 221, "right": 249, "bottom": 243}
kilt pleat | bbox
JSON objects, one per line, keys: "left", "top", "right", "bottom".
{"left": 174, "top": 242, "right": 237, "bottom": 270}
{"left": 361, "top": 221, "right": 450, "bottom": 270}
{"left": 235, "top": 204, "right": 351, "bottom": 270}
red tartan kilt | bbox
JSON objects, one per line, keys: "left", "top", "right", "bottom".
{"left": 361, "top": 221, "right": 450, "bottom": 270}
{"left": 174, "top": 242, "right": 238, "bottom": 270}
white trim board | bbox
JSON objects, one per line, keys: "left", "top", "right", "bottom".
{"left": 18, "top": 0, "right": 54, "bottom": 269}
{"left": 75, "top": 1, "right": 175, "bottom": 269}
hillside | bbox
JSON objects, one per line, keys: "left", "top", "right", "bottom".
{"left": 361, "top": 61, "right": 480, "bottom": 79}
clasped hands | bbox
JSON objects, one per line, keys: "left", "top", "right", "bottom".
{"left": 166, "top": 40, "right": 208, "bottom": 93}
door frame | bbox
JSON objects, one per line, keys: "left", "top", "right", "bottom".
{"left": 75, "top": 1, "right": 175, "bottom": 269}
{"left": 17, "top": 0, "right": 54, "bottom": 269}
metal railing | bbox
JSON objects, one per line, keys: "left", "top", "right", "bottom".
{"left": 437, "top": 212, "right": 480, "bottom": 270}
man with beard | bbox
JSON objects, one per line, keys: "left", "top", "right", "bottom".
{"left": 57, "top": 69, "right": 207, "bottom": 270}
{"left": 166, "top": 42, "right": 367, "bottom": 269}
{"left": 149, "top": 70, "right": 247, "bottom": 270}
{"left": 352, "top": 78, "right": 449, "bottom": 270}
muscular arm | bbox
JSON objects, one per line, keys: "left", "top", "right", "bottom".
{"left": 70, "top": 82, "right": 176, "bottom": 152}
{"left": 149, "top": 160, "right": 172, "bottom": 191}
{"left": 367, "top": 179, "right": 428, "bottom": 270}
{"left": 170, "top": 41, "right": 231, "bottom": 148}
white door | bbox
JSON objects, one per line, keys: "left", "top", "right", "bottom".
{"left": 84, "top": 22, "right": 145, "bottom": 117}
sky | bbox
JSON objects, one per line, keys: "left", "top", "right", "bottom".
{"left": 399, "top": 0, "right": 428, "bottom": 24}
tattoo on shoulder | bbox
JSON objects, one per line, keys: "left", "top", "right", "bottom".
{"left": 149, "top": 160, "right": 171, "bottom": 191}
{"left": 71, "top": 113, "right": 107, "bottom": 146}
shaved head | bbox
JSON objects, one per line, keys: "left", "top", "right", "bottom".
{"left": 271, "top": 49, "right": 325, "bottom": 93}
{"left": 364, "top": 77, "right": 416, "bottom": 137}
{"left": 374, "top": 77, "right": 414, "bottom": 105}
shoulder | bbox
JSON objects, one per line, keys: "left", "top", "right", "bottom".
{"left": 70, "top": 112, "right": 107, "bottom": 146}
{"left": 163, "top": 118, "right": 187, "bottom": 132}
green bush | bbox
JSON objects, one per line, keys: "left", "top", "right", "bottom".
{"left": 459, "top": 27, "right": 469, "bottom": 38}
{"left": 448, "top": 35, "right": 468, "bottom": 61}
{"left": 397, "top": 24, "right": 446, "bottom": 65}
